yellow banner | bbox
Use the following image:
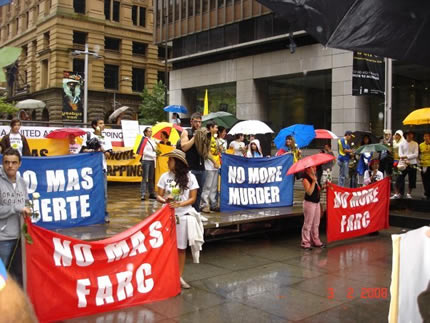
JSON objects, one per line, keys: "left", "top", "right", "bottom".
{"left": 107, "top": 147, "right": 142, "bottom": 182}
{"left": 27, "top": 138, "right": 69, "bottom": 156}
{"left": 155, "top": 144, "right": 174, "bottom": 185}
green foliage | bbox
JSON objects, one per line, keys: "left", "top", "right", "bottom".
{"left": 139, "top": 81, "right": 167, "bottom": 125}
{"left": 0, "top": 95, "right": 18, "bottom": 118}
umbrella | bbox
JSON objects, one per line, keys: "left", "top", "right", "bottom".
{"left": 152, "top": 122, "right": 183, "bottom": 145}
{"left": 109, "top": 106, "right": 131, "bottom": 122}
{"left": 403, "top": 107, "right": 430, "bottom": 125}
{"left": 354, "top": 143, "right": 388, "bottom": 155}
{"left": 0, "top": 47, "right": 22, "bottom": 82}
{"left": 202, "top": 111, "right": 239, "bottom": 129}
{"left": 15, "top": 99, "right": 46, "bottom": 109}
{"left": 287, "top": 153, "right": 336, "bottom": 175}
{"left": 45, "top": 128, "right": 87, "bottom": 139}
{"left": 163, "top": 105, "right": 188, "bottom": 114}
{"left": 256, "top": 0, "right": 430, "bottom": 67}
{"left": 274, "top": 124, "right": 315, "bottom": 149}
{"left": 351, "top": 131, "right": 379, "bottom": 148}
{"left": 228, "top": 120, "right": 274, "bottom": 135}
{"left": 314, "top": 129, "right": 338, "bottom": 140}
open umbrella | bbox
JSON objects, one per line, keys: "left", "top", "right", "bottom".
{"left": 351, "top": 131, "right": 379, "bottom": 148}
{"left": 403, "top": 107, "right": 430, "bottom": 125}
{"left": 152, "top": 122, "right": 183, "bottom": 145}
{"left": 256, "top": 0, "right": 430, "bottom": 67}
{"left": 163, "top": 105, "right": 188, "bottom": 114}
{"left": 109, "top": 106, "right": 131, "bottom": 122}
{"left": 287, "top": 153, "right": 336, "bottom": 175}
{"left": 228, "top": 120, "right": 274, "bottom": 135}
{"left": 354, "top": 143, "right": 388, "bottom": 155}
{"left": 0, "top": 47, "right": 22, "bottom": 82}
{"left": 315, "top": 129, "right": 338, "bottom": 140}
{"left": 45, "top": 128, "right": 87, "bottom": 139}
{"left": 15, "top": 99, "right": 46, "bottom": 109}
{"left": 274, "top": 124, "right": 315, "bottom": 149}
{"left": 202, "top": 111, "right": 239, "bottom": 129}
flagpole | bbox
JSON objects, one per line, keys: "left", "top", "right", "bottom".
{"left": 384, "top": 58, "right": 392, "bottom": 132}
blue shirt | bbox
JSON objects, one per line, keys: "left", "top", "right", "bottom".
{"left": 338, "top": 138, "right": 351, "bottom": 162}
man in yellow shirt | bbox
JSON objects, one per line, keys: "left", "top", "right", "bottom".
{"left": 420, "top": 132, "right": 430, "bottom": 200}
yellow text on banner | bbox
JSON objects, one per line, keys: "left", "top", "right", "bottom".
{"left": 27, "top": 138, "right": 69, "bottom": 156}
{"left": 155, "top": 144, "right": 174, "bottom": 185}
{"left": 107, "top": 146, "right": 142, "bottom": 182}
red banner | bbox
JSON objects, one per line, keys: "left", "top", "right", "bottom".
{"left": 326, "top": 177, "right": 390, "bottom": 243}
{"left": 25, "top": 205, "right": 180, "bottom": 322}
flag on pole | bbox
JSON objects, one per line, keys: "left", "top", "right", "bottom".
{"left": 133, "top": 135, "right": 148, "bottom": 156}
{"left": 203, "top": 89, "right": 209, "bottom": 115}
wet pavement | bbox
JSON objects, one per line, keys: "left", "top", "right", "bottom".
{"left": 61, "top": 183, "right": 405, "bottom": 323}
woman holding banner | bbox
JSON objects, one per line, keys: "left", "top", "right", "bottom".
{"left": 301, "top": 166, "right": 325, "bottom": 251}
{"left": 157, "top": 149, "right": 201, "bottom": 289}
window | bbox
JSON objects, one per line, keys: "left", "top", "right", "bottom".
{"left": 73, "top": 59, "right": 84, "bottom": 74}
{"left": 41, "top": 59, "right": 48, "bottom": 88}
{"left": 43, "top": 31, "right": 50, "bottom": 48}
{"left": 73, "top": 31, "right": 87, "bottom": 44}
{"left": 74, "top": 0, "right": 85, "bottom": 14}
{"left": 113, "top": 1, "right": 120, "bottom": 21}
{"left": 139, "top": 7, "right": 145, "bottom": 27}
{"left": 132, "top": 67, "right": 145, "bottom": 92}
{"left": 188, "top": 0, "right": 193, "bottom": 17}
{"left": 132, "top": 5, "right": 137, "bottom": 25}
{"left": 181, "top": 0, "right": 186, "bottom": 18}
{"left": 105, "top": 37, "right": 121, "bottom": 51}
{"left": 104, "top": 0, "right": 110, "bottom": 19}
{"left": 203, "top": 0, "right": 208, "bottom": 12}
{"left": 22, "top": 45, "right": 28, "bottom": 58}
{"left": 158, "top": 71, "right": 166, "bottom": 84}
{"left": 195, "top": 0, "right": 200, "bottom": 13}
{"left": 132, "top": 42, "right": 147, "bottom": 55}
{"left": 104, "top": 64, "right": 119, "bottom": 90}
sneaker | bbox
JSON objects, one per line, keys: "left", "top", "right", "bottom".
{"left": 314, "top": 243, "right": 326, "bottom": 249}
{"left": 141, "top": 196, "right": 146, "bottom": 201}
{"left": 104, "top": 216, "right": 110, "bottom": 223}
{"left": 200, "top": 215, "right": 209, "bottom": 222}
{"left": 390, "top": 194, "right": 400, "bottom": 200}
{"left": 406, "top": 193, "right": 412, "bottom": 199}
{"left": 201, "top": 206, "right": 211, "bottom": 213}
{"left": 180, "top": 277, "right": 191, "bottom": 289}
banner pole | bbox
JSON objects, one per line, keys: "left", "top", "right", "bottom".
{"left": 21, "top": 217, "right": 27, "bottom": 292}
{"left": 384, "top": 58, "right": 393, "bottom": 132}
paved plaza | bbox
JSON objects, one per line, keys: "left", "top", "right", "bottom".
{"left": 63, "top": 184, "right": 406, "bottom": 323}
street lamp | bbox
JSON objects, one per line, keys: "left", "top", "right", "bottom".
{"left": 71, "top": 43, "right": 102, "bottom": 124}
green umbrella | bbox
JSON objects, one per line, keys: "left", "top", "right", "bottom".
{"left": 0, "top": 47, "right": 22, "bottom": 82}
{"left": 202, "top": 111, "right": 238, "bottom": 129}
{"left": 355, "top": 143, "right": 387, "bottom": 154}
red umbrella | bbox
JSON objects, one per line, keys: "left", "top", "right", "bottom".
{"left": 314, "top": 129, "right": 338, "bottom": 139}
{"left": 45, "top": 128, "right": 87, "bottom": 139}
{"left": 287, "top": 153, "right": 336, "bottom": 175}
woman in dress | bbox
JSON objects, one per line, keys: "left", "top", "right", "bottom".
{"left": 157, "top": 149, "right": 199, "bottom": 289}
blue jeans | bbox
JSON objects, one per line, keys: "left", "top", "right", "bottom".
{"left": 338, "top": 160, "right": 349, "bottom": 187}
{"left": 191, "top": 170, "right": 206, "bottom": 210}
{"left": 0, "top": 239, "right": 18, "bottom": 268}
{"left": 141, "top": 160, "right": 155, "bottom": 197}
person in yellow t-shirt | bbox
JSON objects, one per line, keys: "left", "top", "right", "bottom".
{"left": 201, "top": 121, "right": 220, "bottom": 213}
{"left": 420, "top": 132, "right": 430, "bottom": 199}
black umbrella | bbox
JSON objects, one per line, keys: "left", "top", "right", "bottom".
{"left": 256, "top": 0, "right": 430, "bottom": 66}
{"left": 351, "top": 131, "right": 379, "bottom": 148}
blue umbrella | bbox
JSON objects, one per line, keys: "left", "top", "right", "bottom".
{"left": 163, "top": 105, "right": 188, "bottom": 114}
{"left": 274, "top": 124, "right": 316, "bottom": 149}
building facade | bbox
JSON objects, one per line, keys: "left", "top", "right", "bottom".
{"left": 0, "top": 0, "right": 167, "bottom": 123}
{"left": 154, "top": 0, "right": 430, "bottom": 139}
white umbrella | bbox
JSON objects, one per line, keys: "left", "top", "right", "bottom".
{"left": 228, "top": 120, "right": 274, "bottom": 135}
{"left": 109, "top": 106, "right": 131, "bottom": 122}
{"left": 15, "top": 99, "right": 46, "bottom": 109}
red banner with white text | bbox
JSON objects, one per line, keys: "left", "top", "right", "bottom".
{"left": 25, "top": 205, "right": 180, "bottom": 322}
{"left": 326, "top": 178, "right": 390, "bottom": 243}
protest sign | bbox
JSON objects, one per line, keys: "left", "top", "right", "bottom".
{"left": 25, "top": 205, "right": 180, "bottom": 322}
{"left": 27, "top": 138, "right": 69, "bottom": 156}
{"left": 220, "top": 154, "right": 294, "bottom": 212}
{"left": 107, "top": 147, "right": 142, "bottom": 182}
{"left": 16, "top": 153, "right": 106, "bottom": 229}
{"left": 326, "top": 178, "right": 390, "bottom": 243}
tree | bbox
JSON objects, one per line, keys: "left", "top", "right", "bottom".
{"left": 139, "top": 81, "right": 167, "bottom": 125}
{"left": 0, "top": 95, "right": 18, "bottom": 119}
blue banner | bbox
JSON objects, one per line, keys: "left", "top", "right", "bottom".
{"left": 14, "top": 153, "right": 105, "bottom": 229}
{"left": 220, "top": 154, "right": 294, "bottom": 212}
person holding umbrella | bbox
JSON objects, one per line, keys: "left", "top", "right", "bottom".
{"left": 276, "top": 135, "right": 301, "bottom": 161}
{"left": 0, "top": 119, "right": 30, "bottom": 156}
{"left": 172, "top": 113, "right": 181, "bottom": 126}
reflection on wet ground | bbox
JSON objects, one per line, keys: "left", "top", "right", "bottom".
{"left": 63, "top": 184, "right": 403, "bottom": 323}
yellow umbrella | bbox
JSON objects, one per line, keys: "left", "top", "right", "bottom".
{"left": 403, "top": 107, "right": 430, "bottom": 125}
{"left": 151, "top": 122, "right": 183, "bottom": 145}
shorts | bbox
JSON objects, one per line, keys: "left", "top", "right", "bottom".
{"left": 176, "top": 214, "right": 190, "bottom": 250}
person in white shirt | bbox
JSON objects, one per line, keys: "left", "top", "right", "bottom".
{"left": 364, "top": 159, "right": 384, "bottom": 185}
{"left": 0, "top": 119, "right": 31, "bottom": 156}
{"left": 140, "top": 127, "right": 157, "bottom": 200}
{"left": 68, "top": 135, "right": 81, "bottom": 154}
{"left": 157, "top": 149, "right": 199, "bottom": 289}
{"left": 81, "top": 119, "right": 112, "bottom": 222}
{"left": 229, "top": 133, "right": 246, "bottom": 156}
{"left": 172, "top": 113, "right": 181, "bottom": 126}
{"left": 392, "top": 131, "right": 419, "bottom": 199}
